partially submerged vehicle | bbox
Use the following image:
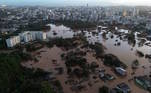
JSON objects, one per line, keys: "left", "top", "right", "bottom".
{"left": 115, "top": 82, "right": 131, "bottom": 93}
{"left": 114, "top": 67, "right": 127, "bottom": 76}
{"left": 134, "top": 76, "right": 151, "bottom": 92}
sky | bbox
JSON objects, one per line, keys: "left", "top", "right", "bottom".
{"left": 0, "top": 0, "right": 151, "bottom": 6}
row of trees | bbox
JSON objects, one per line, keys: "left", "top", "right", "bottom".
{"left": 46, "top": 37, "right": 80, "bottom": 50}
{"left": 51, "top": 20, "right": 97, "bottom": 30}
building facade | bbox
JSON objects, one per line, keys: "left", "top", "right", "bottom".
{"left": 6, "top": 36, "right": 20, "bottom": 48}
{"left": 6, "top": 31, "right": 47, "bottom": 48}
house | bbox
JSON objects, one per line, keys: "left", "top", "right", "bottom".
{"left": 116, "top": 83, "right": 131, "bottom": 93}
{"left": 115, "top": 67, "right": 127, "bottom": 76}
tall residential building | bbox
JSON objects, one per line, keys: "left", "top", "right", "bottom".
{"left": 6, "top": 31, "right": 47, "bottom": 47}
{"left": 19, "top": 31, "right": 33, "bottom": 43}
{"left": 23, "top": 33, "right": 33, "bottom": 43}
{"left": 36, "top": 32, "right": 47, "bottom": 40}
{"left": 6, "top": 36, "right": 20, "bottom": 48}
{"left": 31, "top": 31, "right": 47, "bottom": 40}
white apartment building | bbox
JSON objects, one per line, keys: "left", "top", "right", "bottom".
{"left": 23, "top": 33, "right": 33, "bottom": 43}
{"left": 31, "top": 31, "right": 47, "bottom": 40}
{"left": 6, "top": 36, "right": 20, "bottom": 48}
{"left": 36, "top": 32, "right": 47, "bottom": 40}
{"left": 19, "top": 31, "right": 33, "bottom": 42}
{"left": 6, "top": 31, "right": 47, "bottom": 47}
{"left": 20, "top": 31, "right": 47, "bottom": 42}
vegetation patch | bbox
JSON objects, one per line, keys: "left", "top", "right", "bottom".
{"left": 88, "top": 43, "right": 105, "bottom": 58}
{"left": 136, "top": 50, "right": 144, "bottom": 57}
{"left": 103, "top": 54, "right": 127, "bottom": 68}
{"left": 0, "top": 52, "right": 62, "bottom": 93}
{"left": 63, "top": 50, "right": 99, "bottom": 79}
{"left": 51, "top": 20, "right": 97, "bottom": 30}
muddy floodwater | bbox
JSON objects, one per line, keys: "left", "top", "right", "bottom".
{"left": 22, "top": 24, "right": 151, "bottom": 93}
{"left": 46, "top": 24, "right": 151, "bottom": 73}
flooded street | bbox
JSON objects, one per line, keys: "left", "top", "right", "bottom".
{"left": 22, "top": 24, "right": 151, "bottom": 93}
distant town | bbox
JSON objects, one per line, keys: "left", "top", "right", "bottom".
{"left": 1, "top": 5, "right": 151, "bottom": 47}
{"left": 0, "top": 5, "right": 151, "bottom": 93}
